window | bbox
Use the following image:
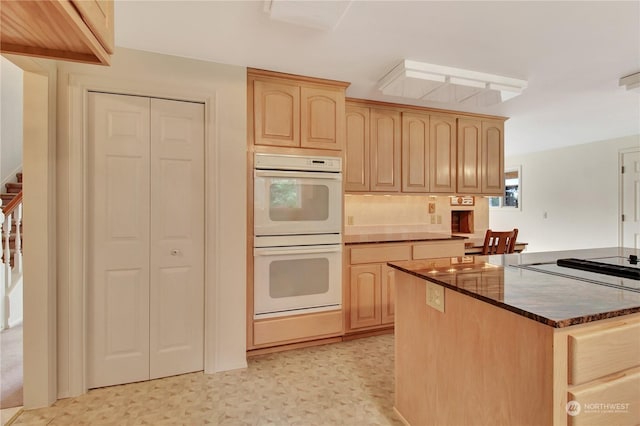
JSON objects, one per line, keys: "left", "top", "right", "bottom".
{"left": 489, "top": 166, "right": 521, "bottom": 210}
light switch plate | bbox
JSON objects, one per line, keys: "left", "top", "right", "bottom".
{"left": 426, "top": 282, "right": 445, "bottom": 312}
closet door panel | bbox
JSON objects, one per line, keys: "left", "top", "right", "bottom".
{"left": 87, "top": 92, "right": 151, "bottom": 389}
{"left": 149, "top": 98, "right": 205, "bottom": 379}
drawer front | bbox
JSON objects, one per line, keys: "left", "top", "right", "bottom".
{"left": 350, "top": 244, "right": 411, "bottom": 264}
{"left": 412, "top": 240, "right": 464, "bottom": 259}
{"left": 253, "top": 310, "right": 343, "bottom": 346}
{"left": 569, "top": 322, "right": 640, "bottom": 385}
{"left": 568, "top": 367, "right": 640, "bottom": 426}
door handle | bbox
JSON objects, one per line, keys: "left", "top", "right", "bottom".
{"left": 170, "top": 249, "right": 182, "bottom": 256}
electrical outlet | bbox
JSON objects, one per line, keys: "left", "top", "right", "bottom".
{"left": 430, "top": 215, "right": 436, "bottom": 224}
{"left": 426, "top": 282, "right": 445, "bottom": 312}
{"left": 347, "top": 216, "right": 354, "bottom": 225}
{"left": 436, "top": 215, "right": 442, "bottom": 224}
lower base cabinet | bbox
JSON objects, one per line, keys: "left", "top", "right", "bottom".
{"left": 347, "top": 239, "right": 464, "bottom": 333}
{"left": 349, "top": 264, "right": 396, "bottom": 329}
{"left": 253, "top": 310, "right": 343, "bottom": 347}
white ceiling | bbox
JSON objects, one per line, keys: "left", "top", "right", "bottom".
{"left": 114, "top": 1, "right": 640, "bottom": 156}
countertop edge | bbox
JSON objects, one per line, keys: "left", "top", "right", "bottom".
{"left": 387, "top": 262, "right": 640, "bottom": 328}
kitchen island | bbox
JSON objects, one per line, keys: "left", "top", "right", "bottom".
{"left": 389, "top": 247, "right": 640, "bottom": 426}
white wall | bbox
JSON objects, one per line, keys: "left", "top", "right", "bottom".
{"left": 490, "top": 135, "right": 640, "bottom": 252}
{"left": 1, "top": 56, "right": 23, "bottom": 186}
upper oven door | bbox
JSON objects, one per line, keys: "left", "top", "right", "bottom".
{"left": 254, "top": 170, "right": 342, "bottom": 236}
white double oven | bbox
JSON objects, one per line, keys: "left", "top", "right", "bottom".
{"left": 253, "top": 153, "right": 343, "bottom": 319}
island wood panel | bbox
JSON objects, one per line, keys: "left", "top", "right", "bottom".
{"left": 394, "top": 273, "right": 554, "bottom": 426}
{"left": 568, "top": 322, "right": 640, "bottom": 385}
{"left": 370, "top": 108, "right": 401, "bottom": 192}
{"left": 345, "top": 105, "right": 370, "bottom": 191}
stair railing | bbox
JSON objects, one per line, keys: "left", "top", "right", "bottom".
{"left": 1, "top": 190, "right": 22, "bottom": 330}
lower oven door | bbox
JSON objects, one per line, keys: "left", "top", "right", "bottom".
{"left": 254, "top": 244, "right": 342, "bottom": 319}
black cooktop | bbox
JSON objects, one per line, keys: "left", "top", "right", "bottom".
{"left": 556, "top": 256, "right": 640, "bottom": 280}
{"left": 512, "top": 255, "right": 640, "bottom": 293}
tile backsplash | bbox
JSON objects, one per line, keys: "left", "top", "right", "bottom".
{"left": 344, "top": 194, "right": 489, "bottom": 235}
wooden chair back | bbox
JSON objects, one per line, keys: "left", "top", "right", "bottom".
{"left": 481, "top": 228, "right": 519, "bottom": 255}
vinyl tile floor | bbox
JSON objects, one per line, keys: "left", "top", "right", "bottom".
{"left": 11, "top": 334, "right": 403, "bottom": 425}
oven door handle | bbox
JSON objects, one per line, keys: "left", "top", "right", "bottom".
{"left": 254, "top": 246, "right": 342, "bottom": 256}
{"left": 255, "top": 170, "right": 342, "bottom": 180}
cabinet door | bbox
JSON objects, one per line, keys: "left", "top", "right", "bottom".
{"left": 381, "top": 265, "right": 396, "bottom": 325}
{"left": 0, "top": 0, "right": 112, "bottom": 65}
{"left": 457, "top": 118, "right": 482, "bottom": 194}
{"left": 481, "top": 120, "right": 504, "bottom": 195}
{"left": 430, "top": 115, "right": 457, "bottom": 193}
{"left": 349, "top": 264, "right": 382, "bottom": 329}
{"left": 345, "top": 105, "right": 370, "bottom": 191}
{"left": 402, "top": 112, "right": 430, "bottom": 192}
{"left": 72, "top": 0, "right": 114, "bottom": 53}
{"left": 370, "top": 108, "right": 401, "bottom": 192}
{"left": 301, "top": 86, "right": 345, "bottom": 151}
{"left": 253, "top": 79, "right": 300, "bottom": 147}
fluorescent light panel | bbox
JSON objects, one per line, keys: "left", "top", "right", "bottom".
{"left": 378, "top": 60, "right": 528, "bottom": 107}
{"left": 619, "top": 72, "right": 640, "bottom": 92}
{"left": 264, "top": 0, "right": 352, "bottom": 31}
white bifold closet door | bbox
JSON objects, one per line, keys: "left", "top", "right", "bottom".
{"left": 87, "top": 92, "right": 204, "bottom": 389}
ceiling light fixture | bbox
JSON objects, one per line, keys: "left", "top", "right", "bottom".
{"left": 378, "top": 60, "right": 528, "bottom": 107}
{"left": 264, "top": 0, "right": 352, "bottom": 31}
{"left": 619, "top": 72, "right": 640, "bottom": 92}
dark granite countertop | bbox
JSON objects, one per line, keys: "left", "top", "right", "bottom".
{"left": 344, "top": 231, "right": 466, "bottom": 245}
{"left": 388, "top": 247, "right": 640, "bottom": 328}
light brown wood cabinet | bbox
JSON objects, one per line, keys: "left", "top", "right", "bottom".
{"left": 345, "top": 103, "right": 401, "bottom": 192}
{"left": 349, "top": 263, "right": 396, "bottom": 329}
{"left": 481, "top": 119, "right": 505, "bottom": 195}
{"left": 344, "top": 105, "right": 370, "bottom": 190}
{"left": 346, "top": 99, "right": 504, "bottom": 195}
{"left": 370, "top": 108, "right": 402, "bottom": 191}
{"left": 402, "top": 112, "right": 457, "bottom": 193}
{"left": 457, "top": 117, "right": 505, "bottom": 195}
{"left": 249, "top": 69, "right": 348, "bottom": 151}
{"left": 346, "top": 240, "right": 464, "bottom": 332}
{"left": 0, "top": 0, "right": 114, "bottom": 65}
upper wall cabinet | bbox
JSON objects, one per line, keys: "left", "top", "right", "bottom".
{"left": 345, "top": 105, "right": 370, "bottom": 191}
{"left": 402, "top": 112, "right": 457, "bottom": 193}
{"left": 345, "top": 102, "right": 401, "bottom": 192}
{"left": 1, "top": 0, "right": 114, "bottom": 65}
{"left": 370, "top": 108, "right": 401, "bottom": 192}
{"left": 346, "top": 99, "right": 505, "bottom": 196}
{"left": 249, "top": 69, "right": 349, "bottom": 151}
{"left": 457, "top": 118, "right": 505, "bottom": 195}
{"left": 481, "top": 120, "right": 504, "bottom": 195}
{"left": 457, "top": 118, "right": 483, "bottom": 194}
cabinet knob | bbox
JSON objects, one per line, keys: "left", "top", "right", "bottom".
{"left": 170, "top": 249, "right": 181, "bottom": 256}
